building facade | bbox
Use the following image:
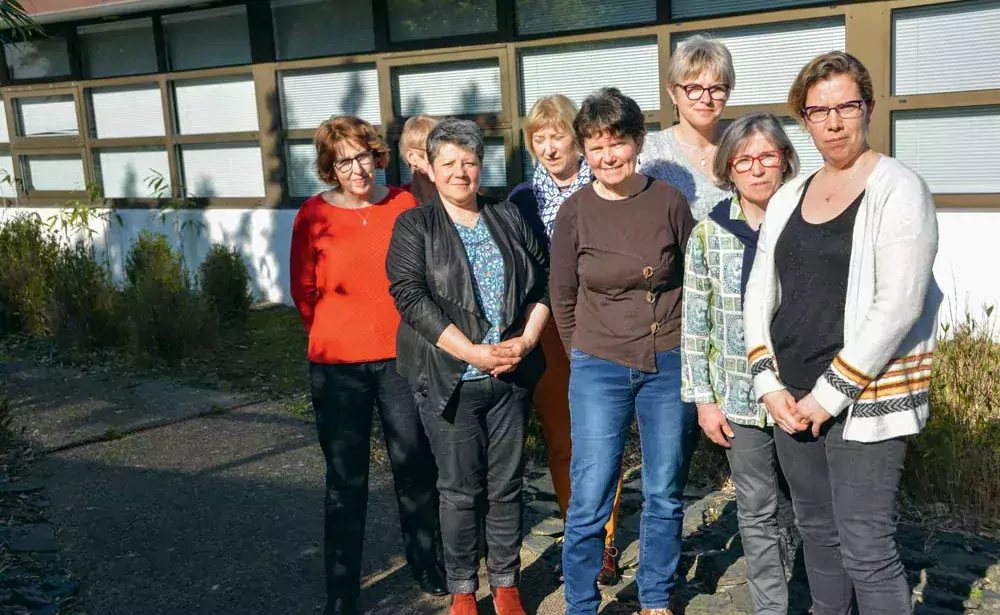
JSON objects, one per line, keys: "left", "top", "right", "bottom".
{"left": 1, "top": 0, "right": 997, "bottom": 326}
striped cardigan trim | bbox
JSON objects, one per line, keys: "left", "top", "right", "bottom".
{"left": 824, "top": 352, "right": 934, "bottom": 408}
{"left": 748, "top": 345, "right": 770, "bottom": 365}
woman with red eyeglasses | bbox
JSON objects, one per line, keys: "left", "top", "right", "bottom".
{"left": 681, "top": 113, "right": 801, "bottom": 615}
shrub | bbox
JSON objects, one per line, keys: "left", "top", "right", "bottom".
{"left": 125, "top": 230, "right": 187, "bottom": 292}
{"left": 198, "top": 244, "right": 253, "bottom": 327}
{"left": 48, "top": 242, "right": 125, "bottom": 350}
{"left": 0, "top": 214, "right": 60, "bottom": 336}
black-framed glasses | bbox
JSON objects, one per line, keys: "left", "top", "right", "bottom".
{"left": 801, "top": 99, "right": 871, "bottom": 124}
{"left": 333, "top": 150, "right": 375, "bottom": 173}
{"left": 675, "top": 83, "right": 730, "bottom": 101}
{"left": 730, "top": 150, "right": 784, "bottom": 173}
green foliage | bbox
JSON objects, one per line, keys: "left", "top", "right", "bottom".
{"left": 48, "top": 242, "right": 125, "bottom": 350}
{"left": 0, "top": 0, "right": 41, "bottom": 44}
{"left": 46, "top": 183, "right": 122, "bottom": 249}
{"left": 0, "top": 214, "right": 60, "bottom": 336}
{"left": 125, "top": 231, "right": 187, "bottom": 292}
{"left": 198, "top": 244, "right": 253, "bottom": 327}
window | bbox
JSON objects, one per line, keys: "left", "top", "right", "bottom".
{"left": 0, "top": 154, "right": 15, "bottom": 198}
{"left": 280, "top": 65, "right": 381, "bottom": 130}
{"left": 95, "top": 148, "right": 171, "bottom": 198}
{"left": 180, "top": 144, "right": 265, "bottom": 198}
{"left": 21, "top": 154, "right": 86, "bottom": 191}
{"left": 671, "top": 0, "right": 819, "bottom": 20}
{"left": 271, "top": 0, "right": 375, "bottom": 60}
{"left": 515, "top": 0, "right": 656, "bottom": 36}
{"left": 78, "top": 18, "right": 158, "bottom": 79}
{"left": 673, "top": 19, "right": 845, "bottom": 107}
{"left": 3, "top": 38, "right": 72, "bottom": 81}
{"left": 403, "top": 137, "right": 506, "bottom": 187}
{"left": 893, "top": 1, "right": 1000, "bottom": 96}
{"left": 893, "top": 107, "right": 1000, "bottom": 193}
{"left": 285, "top": 140, "right": 385, "bottom": 197}
{"left": 162, "top": 6, "right": 252, "bottom": 71}
{"left": 519, "top": 37, "right": 660, "bottom": 115}
{"left": 0, "top": 102, "right": 9, "bottom": 142}
{"left": 90, "top": 85, "right": 165, "bottom": 139}
{"left": 393, "top": 60, "right": 503, "bottom": 117}
{"left": 387, "top": 0, "right": 497, "bottom": 42}
{"left": 173, "top": 76, "right": 259, "bottom": 135}
{"left": 16, "top": 95, "right": 79, "bottom": 138}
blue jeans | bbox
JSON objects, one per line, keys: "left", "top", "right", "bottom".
{"left": 562, "top": 348, "right": 697, "bottom": 613}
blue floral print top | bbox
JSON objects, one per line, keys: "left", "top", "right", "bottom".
{"left": 454, "top": 217, "right": 506, "bottom": 380}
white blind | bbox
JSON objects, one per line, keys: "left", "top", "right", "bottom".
{"left": 519, "top": 37, "right": 660, "bottom": 115}
{"left": 3, "top": 38, "right": 71, "bottom": 80}
{"left": 394, "top": 61, "right": 502, "bottom": 117}
{"left": 280, "top": 65, "right": 380, "bottom": 130}
{"left": 0, "top": 154, "right": 15, "bottom": 198}
{"left": 78, "top": 18, "right": 157, "bottom": 79}
{"left": 894, "top": 1, "right": 1000, "bottom": 96}
{"left": 401, "top": 138, "right": 506, "bottom": 187}
{"left": 181, "top": 144, "right": 265, "bottom": 198}
{"left": 387, "top": 0, "right": 497, "bottom": 42}
{"left": 0, "top": 101, "right": 9, "bottom": 142}
{"left": 516, "top": 0, "right": 656, "bottom": 36}
{"left": 893, "top": 107, "right": 1000, "bottom": 194}
{"left": 96, "top": 149, "right": 171, "bottom": 198}
{"left": 23, "top": 155, "right": 86, "bottom": 191}
{"left": 285, "top": 141, "right": 385, "bottom": 197}
{"left": 90, "top": 85, "right": 165, "bottom": 139}
{"left": 671, "top": 0, "right": 818, "bottom": 19}
{"left": 163, "top": 5, "right": 252, "bottom": 71}
{"left": 174, "top": 76, "right": 259, "bottom": 135}
{"left": 17, "top": 95, "right": 79, "bottom": 138}
{"left": 782, "top": 120, "right": 823, "bottom": 177}
{"left": 271, "top": 0, "right": 374, "bottom": 60}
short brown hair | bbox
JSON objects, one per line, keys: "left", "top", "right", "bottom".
{"left": 399, "top": 116, "right": 439, "bottom": 161}
{"left": 314, "top": 116, "right": 390, "bottom": 186}
{"left": 574, "top": 87, "right": 645, "bottom": 145}
{"left": 788, "top": 52, "right": 874, "bottom": 122}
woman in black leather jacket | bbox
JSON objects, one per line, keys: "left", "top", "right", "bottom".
{"left": 386, "top": 118, "right": 550, "bottom": 615}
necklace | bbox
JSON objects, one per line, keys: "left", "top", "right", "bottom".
{"left": 350, "top": 205, "right": 372, "bottom": 226}
{"left": 674, "top": 138, "right": 716, "bottom": 167}
{"left": 821, "top": 150, "right": 872, "bottom": 203}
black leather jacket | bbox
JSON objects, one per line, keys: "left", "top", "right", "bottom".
{"left": 386, "top": 195, "right": 550, "bottom": 415}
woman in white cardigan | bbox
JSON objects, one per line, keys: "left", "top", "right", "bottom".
{"left": 743, "top": 52, "right": 940, "bottom": 615}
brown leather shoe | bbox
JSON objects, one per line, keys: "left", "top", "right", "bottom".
{"left": 449, "top": 593, "right": 478, "bottom": 615}
{"left": 491, "top": 586, "right": 526, "bottom": 615}
{"left": 640, "top": 609, "right": 674, "bottom": 615}
{"left": 596, "top": 546, "right": 620, "bottom": 586}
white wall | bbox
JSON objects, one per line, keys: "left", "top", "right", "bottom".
{"left": 934, "top": 209, "right": 1000, "bottom": 333}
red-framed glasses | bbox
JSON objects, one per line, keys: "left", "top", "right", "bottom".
{"left": 729, "top": 151, "right": 783, "bottom": 174}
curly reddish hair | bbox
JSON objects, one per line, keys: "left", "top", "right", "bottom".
{"left": 314, "top": 116, "right": 390, "bottom": 186}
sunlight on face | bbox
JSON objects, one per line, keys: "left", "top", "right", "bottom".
{"left": 531, "top": 124, "right": 579, "bottom": 180}
{"left": 728, "top": 131, "right": 785, "bottom": 207}
{"left": 332, "top": 139, "right": 375, "bottom": 200}
{"left": 803, "top": 73, "right": 872, "bottom": 167}
{"left": 429, "top": 143, "right": 481, "bottom": 206}
{"left": 582, "top": 130, "right": 642, "bottom": 190}
{"left": 670, "top": 69, "right": 729, "bottom": 131}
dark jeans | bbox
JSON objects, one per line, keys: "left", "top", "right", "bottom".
{"left": 774, "top": 412, "right": 909, "bottom": 615}
{"left": 310, "top": 360, "right": 443, "bottom": 615}
{"left": 418, "top": 376, "right": 532, "bottom": 594}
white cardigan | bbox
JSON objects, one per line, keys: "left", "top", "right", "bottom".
{"left": 743, "top": 155, "right": 941, "bottom": 443}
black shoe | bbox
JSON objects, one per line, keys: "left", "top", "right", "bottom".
{"left": 416, "top": 567, "right": 448, "bottom": 597}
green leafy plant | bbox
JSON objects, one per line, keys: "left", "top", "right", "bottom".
{"left": 198, "top": 244, "right": 253, "bottom": 327}
{"left": 145, "top": 170, "right": 207, "bottom": 263}
{"left": 0, "top": 214, "right": 60, "bottom": 336}
{"left": 46, "top": 183, "right": 123, "bottom": 259}
{"left": 0, "top": 1, "right": 42, "bottom": 44}
{"left": 48, "top": 242, "right": 125, "bottom": 350}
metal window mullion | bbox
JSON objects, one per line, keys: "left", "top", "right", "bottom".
{"left": 152, "top": 15, "right": 169, "bottom": 73}
{"left": 845, "top": 1, "right": 891, "bottom": 155}
{"left": 252, "top": 63, "right": 283, "bottom": 206}
{"left": 75, "top": 84, "right": 96, "bottom": 190}
{"left": 160, "top": 76, "right": 180, "bottom": 198}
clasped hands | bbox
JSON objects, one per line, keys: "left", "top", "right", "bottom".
{"left": 698, "top": 389, "right": 833, "bottom": 447}
{"left": 464, "top": 336, "right": 536, "bottom": 377}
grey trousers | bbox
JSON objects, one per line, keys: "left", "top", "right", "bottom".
{"left": 727, "top": 422, "right": 796, "bottom": 615}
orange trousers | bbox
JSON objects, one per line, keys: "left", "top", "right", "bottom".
{"left": 534, "top": 320, "right": 623, "bottom": 547}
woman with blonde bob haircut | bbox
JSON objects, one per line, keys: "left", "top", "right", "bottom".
{"left": 399, "top": 115, "right": 439, "bottom": 204}
{"left": 744, "top": 52, "right": 940, "bottom": 614}
{"left": 508, "top": 94, "right": 624, "bottom": 585}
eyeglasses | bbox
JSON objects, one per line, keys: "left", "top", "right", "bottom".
{"left": 675, "top": 83, "right": 730, "bottom": 101}
{"left": 801, "top": 99, "right": 871, "bottom": 124}
{"left": 332, "top": 150, "right": 375, "bottom": 174}
{"left": 730, "top": 151, "right": 783, "bottom": 174}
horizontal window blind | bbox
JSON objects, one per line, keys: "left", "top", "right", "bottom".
{"left": 0, "top": 102, "right": 9, "bottom": 142}
{"left": 0, "top": 154, "right": 15, "bottom": 198}
{"left": 271, "top": 0, "right": 375, "bottom": 60}
{"left": 893, "top": 107, "right": 1000, "bottom": 194}
{"left": 22, "top": 155, "right": 86, "bottom": 192}
{"left": 671, "top": 0, "right": 818, "bottom": 20}
{"left": 387, "top": 0, "right": 497, "bottom": 42}
{"left": 782, "top": 120, "right": 823, "bottom": 177}
{"left": 181, "top": 144, "right": 266, "bottom": 198}
{"left": 519, "top": 37, "right": 659, "bottom": 115}
{"left": 673, "top": 19, "right": 845, "bottom": 107}
{"left": 17, "top": 95, "right": 79, "bottom": 138}
{"left": 78, "top": 18, "right": 157, "bottom": 79}
{"left": 163, "top": 5, "right": 252, "bottom": 71}
{"left": 174, "top": 76, "right": 259, "bottom": 135}
{"left": 4, "top": 38, "right": 71, "bottom": 81}
{"left": 893, "top": 1, "right": 1000, "bottom": 95}
{"left": 280, "top": 65, "right": 381, "bottom": 130}
{"left": 516, "top": 0, "right": 656, "bottom": 36}
{"left": 285, "top": 141, "right": 385, "bottom": 197}
{"left": 90, "top": 85, "right": 165, "bottom": 139}
{"left": 96, "top": 149, "right": 171, "bottom": 199}
{"left": 400, "top": 138, "right": 506, "bottom": 187}
{"left": 394, "top": 61, "right": 503, "bottom": 117}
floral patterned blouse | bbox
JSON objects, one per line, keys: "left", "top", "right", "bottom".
{"left": 454, "top": 217, "right": 506, "bottom": 380}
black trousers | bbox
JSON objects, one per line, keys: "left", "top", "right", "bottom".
{"left": 310, "top": 360, "right": 443, "bottom": 614}
{"left": 418, "top": 377, "right": 532, "bottom": 594}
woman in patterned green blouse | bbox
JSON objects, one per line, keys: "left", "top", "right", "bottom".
{"left": 680, "top": 113, "right": 801, "bottom": 615}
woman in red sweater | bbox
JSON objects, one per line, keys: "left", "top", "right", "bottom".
{"left": 289, "top": 116, "right": 445, "bottom": 615}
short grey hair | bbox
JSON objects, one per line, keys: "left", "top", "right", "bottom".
{"left": 668, "top": 34, "right": 736, "bottom": 89}
{"left": 426, "top": 118, "right": 484, "bottom": 165}
{"left": 713, "top": 113, "right": 800, "bottom": 192}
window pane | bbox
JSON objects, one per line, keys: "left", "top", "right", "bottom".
{"left": 90, "top": 85, "right": 165, "bottom": 139}
{"left": 285, "top": 140, "right": 385, "bottom": 197}
{"left": 387, "top": 0, "right": 497, "bottom": 42}
{"left": 17, "top": 95, "right": 79, "bottom": 138}
{"left": 673, "top": 18, "right": 845, "bottom": 107}
{"left": 180, "top": 144, "right": 265, "bottom": 197}
{"left": 163, "top": 6, "right": 252, "bottom": 71}
{"left": 672, "top": 0, "right": 818, "bottom": 20}
{"left": 516, "top": 0, "right": 656, "bottom": 36}
{"left": 402, "top": 138, "right": 505, "bottom": 186}
{"left": 0, "top": 101, "right": 9, "bottom": 142}
{"left": 174, "top": 76, "right": 258, "bottom": 135}
{"left": 95, "top": 148, "right": 171, "bottom": 198}
{"left": 0, "top": 154, "right": 15, "bottom": 198}
{"left": 280, "top": 65, "right": 380, "bottom": 130}
{"left": 519, "top": 37, "right": 659, "bottom": 115}
{"left": 894, "top": 1, "right": 1000, "bottom": 96}
{"left": 394, "top": 60, "right": 502, "bottom": 117}
{"left": 781, "top": 120, "right": 822, "bottom": 177}
{"left": 78, "top": 18, "right": 157, "bottom": 79}
{"left": 3, "top": 38, "right": 71, "bottom": 80}
{"left": 893, "top": 107, "right": 1000, "bottom": 193}
{"left": 271, "top": 0, "right": 375, "bottom": 60}
{"left": 22, "top": 155, "right": 86, "bottom": 191}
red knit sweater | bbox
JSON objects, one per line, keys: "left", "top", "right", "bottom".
{"left": 289, "top": 187, "right": 418, "bottom": 364}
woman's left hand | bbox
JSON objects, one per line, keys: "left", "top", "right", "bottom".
{"left": 796, "top": 394, "right": 833, "bottom": 437}
{"left": 488, "top": 336, "right": 537, "bottom": 376}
